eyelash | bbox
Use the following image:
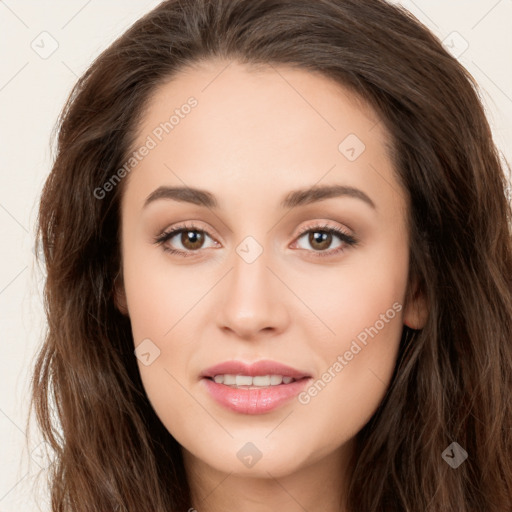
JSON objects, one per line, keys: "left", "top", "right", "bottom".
{"left": 154, "top": 222, "right": 358, "bottom": 258}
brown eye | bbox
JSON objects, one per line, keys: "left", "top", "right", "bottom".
{"left": 293, "top": 224, "right": 358, "bottom": 258}
{"left": 154, "top": 224, "right": 218, "bottom": 256}
{"left": 308, "top": 231, "right": 333, "bottom": 251}
{"left": 180, "top": 230, "right": 205, "bottom": 250}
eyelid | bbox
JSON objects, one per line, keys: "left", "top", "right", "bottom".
{"left": 294, "top": 220, "right": 353, "bottom": 238}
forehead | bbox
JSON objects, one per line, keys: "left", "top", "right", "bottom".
{"left": 123, "top": 59, "right": 402, "bottom": 216}
{"left": 136, "top": 58, "right": 387, "bottom": 149}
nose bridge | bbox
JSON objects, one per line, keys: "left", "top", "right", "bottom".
{"left": 229, "top": 240, "right": 272, "bottom": 311}
{"left": 217, "top": 237, "right": 288, "bottom": 336}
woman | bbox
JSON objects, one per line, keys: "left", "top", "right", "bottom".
{"left": 31, "top": 0, "right": 512, "bottom": 510}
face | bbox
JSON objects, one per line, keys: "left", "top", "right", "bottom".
{"left": 117, "top": 59, "right": 426, "bottom": 481}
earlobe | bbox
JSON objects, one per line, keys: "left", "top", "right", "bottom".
{"left": 403, "top": 278, "right": 428, "bottom": 330}
{"left": 113, "top": 272, "right": 129, "bottom": 316}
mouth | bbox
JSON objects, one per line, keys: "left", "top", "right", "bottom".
{"left": 200, "top": 360, "right": 312, "bottom": 414}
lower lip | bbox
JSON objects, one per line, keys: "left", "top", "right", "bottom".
{"left": 202, "top": 377, "right": 311, "bottom": 414}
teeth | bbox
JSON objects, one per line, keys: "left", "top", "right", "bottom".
{"left": 270, "top": 375, "right": 282, "bottom": 385}
{"left": 222, "top": 374, "right": 236, "bottom": 385}
{"left": 236, "top": 375, "right": 252, "bottom": 386}
{"left": 211, "top": 374, "right": 298, "bottom": 387}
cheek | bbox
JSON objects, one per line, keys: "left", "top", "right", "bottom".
{"left": 123, "top": 256, "right": 202, "bottom": 437}
{"left": 121, "top": 231, "right": 211, "bottom": 343}
{"left": 300, "top": 224, "right": 409, "bottom": 357}
{"left": 295, "top": 331, "right": 400, "bottom": 453}
{"left": 296, "top": 291, "right": 405, "bottom": 448}
{"left": 292, "top": 232, "right": 407, "bottom": 431}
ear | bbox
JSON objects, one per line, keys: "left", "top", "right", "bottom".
{"left": 113, "top": 272, "right": 129, "bottom": 316}
{"left": 403, "top": 276, "right": 428, "bottom": 330}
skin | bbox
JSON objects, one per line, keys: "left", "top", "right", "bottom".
{"left": 116, "top": 59, "right": 428, "bottom": 512}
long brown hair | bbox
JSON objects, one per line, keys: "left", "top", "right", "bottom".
{"left": 30, "top": 0, "right": 512, "bottom": 510}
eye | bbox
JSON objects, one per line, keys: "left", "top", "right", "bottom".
{"left": 292, "top": 223, "right": 358, "bottom": 257}
{"left": 154, "top": 222, "right": 218, "bottom": 257}
{"left": 154, "top": 221, "right": 358, "bottom": 258}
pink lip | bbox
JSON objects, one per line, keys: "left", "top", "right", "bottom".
{"left": 200, "top": 359, "right": 311, "bottom": 379}
{"left": 200, "top": 359, "right": 312, "bottom": 415}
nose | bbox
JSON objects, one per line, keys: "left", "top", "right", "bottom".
{"left": 216, "top": 246, "right": 290, "bottom": 340}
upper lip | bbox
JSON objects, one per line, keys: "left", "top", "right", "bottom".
{"left": 200, "top": 360, "right": 311, "bottom": 379}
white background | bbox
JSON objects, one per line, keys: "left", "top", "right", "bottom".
{"left": 1, "top": 0, "right": 511, "bottom": 509}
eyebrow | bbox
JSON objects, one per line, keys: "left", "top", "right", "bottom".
{"left": 143, "top": 184, "right": 376, "bottom": 210}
